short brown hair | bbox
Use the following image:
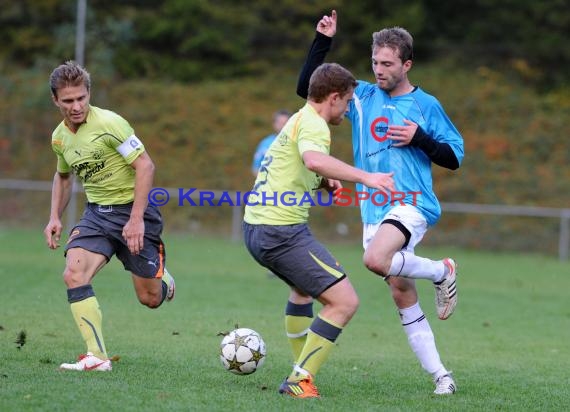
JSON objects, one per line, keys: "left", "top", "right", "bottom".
{"left": 308, "top": 63, "right": 356, "bottom": 103}
{"left": 49, "top": 60, "right": 91, "bottom": 98}
{"left": 372, "top": 27, "right": 414, "bottom": 62}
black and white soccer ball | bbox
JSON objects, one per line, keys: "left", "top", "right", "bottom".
{"left": 219, "top": 328, "right": 266, "bottom": 375}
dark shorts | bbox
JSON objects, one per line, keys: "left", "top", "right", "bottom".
{"left": 65, "top": 203, "right": 166, "bottom": 278}
{"left": 243, "top": 222, "right": 346, "bottom": 298}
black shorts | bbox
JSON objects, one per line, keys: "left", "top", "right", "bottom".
{"left": 243, "top": 222, "right": 346, "bottom": 298}
{"left": 65, "top": 203, "right": 166, "bottom": 278}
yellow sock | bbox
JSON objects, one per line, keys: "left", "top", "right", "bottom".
{"left": 288, "top": 315, "right": 343, "bottom": 381}
{"left": 70, "top": 296, "right": 107, "bottom": 359}
{"left": 285, "top": 315, "right": 312, "bottom": 361}
{"left": 289, "top": 330, "right": 334, "bottom": 380}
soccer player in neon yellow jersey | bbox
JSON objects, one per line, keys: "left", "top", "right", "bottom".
{"left": 43, "top": 61, "right": 175, "bottom": 371}
{"left": 243, "top": 62, "right": 396, "bottom": 398}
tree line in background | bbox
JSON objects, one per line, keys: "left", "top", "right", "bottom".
{"left": 1, "top": 0, "right": 568, "bottom": 88}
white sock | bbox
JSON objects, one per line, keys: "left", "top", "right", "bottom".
{"left": 388, "top": 251, "right": 445, "bottom": 282}
{"left": 399, "top": 302, "right": 448, "bottom": 379}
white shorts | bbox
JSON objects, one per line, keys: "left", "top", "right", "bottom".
{"left": 363, "top": 205, "right": 428, "bottom": 253}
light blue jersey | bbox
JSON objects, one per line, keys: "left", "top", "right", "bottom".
{"left": 346, "top": 81, "right": 464, "bottom": 226}
{"left": 251, "top": 134, "right": 277, "bottom": 173}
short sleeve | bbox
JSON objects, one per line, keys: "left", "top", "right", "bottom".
{"left": 296, "top": 119, "right": 330, "bottom": 156}
{"left": 103, "top": 113, "right": 144, "bottom": 164}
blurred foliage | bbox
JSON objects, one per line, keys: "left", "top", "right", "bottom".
{"left": 0, "top": 0, "right": 568, "bottom": 87}
{"left": 0, "top": 1, "right": 569, "bottom": 255}
{"left": 2, "top": 63, "right": 568, "bottom": 199}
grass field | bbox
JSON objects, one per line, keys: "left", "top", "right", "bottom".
{"left": 1, "top": 228, "right": 569, "bottom": 411}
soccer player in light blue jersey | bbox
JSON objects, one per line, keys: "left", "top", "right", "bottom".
{"left": 251, "top": 109, "right": 291, "bottom": 176}
{"left": 297, "top": 10, "right": 464, "bottom": 395}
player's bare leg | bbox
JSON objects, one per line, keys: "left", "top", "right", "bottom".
{"left": 131, "top": 268, "right": 175, "bottom": 308}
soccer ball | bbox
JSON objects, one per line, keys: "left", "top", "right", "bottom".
{"left": 220, "top": 328, "right": 266, "bottom": 375}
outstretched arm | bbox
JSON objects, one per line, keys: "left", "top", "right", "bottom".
{"left": 303, "top": 150, "right": 395, "bottom": 193}
{"left": 296, "top": 10, "right": 337, "bottom": 99}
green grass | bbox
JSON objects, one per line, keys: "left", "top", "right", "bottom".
{"left": 1, "top": 228, "right": 569, "bottom": 411}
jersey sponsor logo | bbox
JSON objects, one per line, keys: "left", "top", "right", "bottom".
{"left": 91, "top": 148, "right": 104, "bottom": 160}
{"left": 370, "top": 116, "right": 389, "bottom": 142}
{"left": 366, "top": 142, "right": 394, "bottom": 158}
{"left": 89, "top": 171, "right": 112, "bottom": 184}
{"left": 72, "top": 160, "right": 106, "bottom": 183}
{"left": 278, "top": 132, "right": 289, "bottom": 145}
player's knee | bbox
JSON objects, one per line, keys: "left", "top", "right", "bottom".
{"left": 362, "top": 252, "right": 389, "bottom": 277}
{"left": 138, "top": 293, "right": 162, "bottom": 309}
{"left": 141, "top": 297, "right": 161, "bottom": 309}
{"left": 62, "top": 267, "right": 87, "bottom": 288}
{"left": 347, "top": 294, "right": 360, "bottom": 316}
{"left": 340, "top": 292, "right": 360, "bottom": 319}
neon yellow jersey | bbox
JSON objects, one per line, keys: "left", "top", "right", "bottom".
{"left": 244, "top": 103, "right": 330, "bottom": 225}
{"left": 51, "top": 105, "right": 145, "bottom": 205}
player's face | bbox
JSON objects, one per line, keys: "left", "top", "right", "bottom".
{"left": 272, "top": 114, "right": 289, "bottom": 133}
{"left": 371, "top": 46, "right": 411, "bottom": 94}
{"left": 329, "top": 89, "right": 354, "bottom": 126}
{"left": 52, "top": 85, "right": 90, "bottom": 132}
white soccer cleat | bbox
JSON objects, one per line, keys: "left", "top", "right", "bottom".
{"left": 434, "top": 258, "right": 458, "bottom": 320}
{"left": 434, "top": 373, "right": 456, "bottom": 395}
{"left": 163, "top": 268, "right": 176, "bottom": 302}
{"left": 59, "top": 352, "right": 112, "bottom": 371}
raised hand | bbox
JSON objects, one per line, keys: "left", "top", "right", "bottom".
{"left": 317, "top": 10, "right": 337, "bottom": 37}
